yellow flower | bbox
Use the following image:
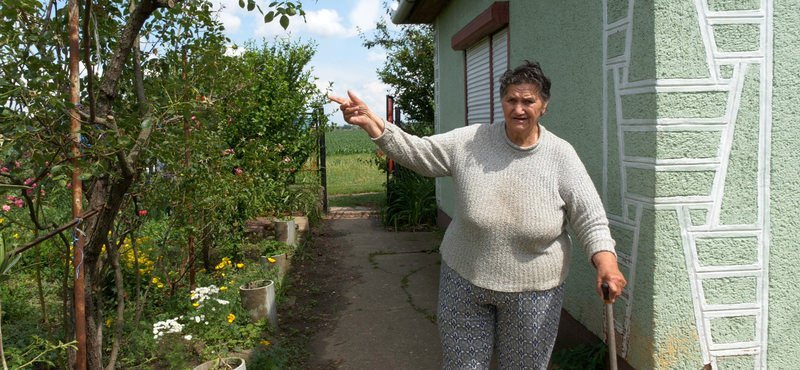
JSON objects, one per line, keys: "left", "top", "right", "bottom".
{"left": 227, "top": 314, "right": 235, "bottom": 323}
{"left": 199, "top": 269, "right": 206, "bottom": 273}
{"left": 106, "top": 318, "right": 113, "bottom": 326}
{"left": 0, "top": 219, "right": 4, "bottom": 224}
{"left": 157, "top": 283, "right": 164, "bottom": 288}
{"left": 13, "top": 234, "right": 18, "bottom": 238}
{"left": 229, "top": 281, "right": 235, "bottom": 285}
{"left": 193, "top": 303, "right": 200, "bottom": 307}
{"left": 220, "top": 287, "right": 228, "bottom": 291}
{"left": 190, "top": 293, "right": 195, "bottom": 297}
{"left": 108, "top": 231, "right": 112, "bottom": 235}
{"left": 152, "top": 277, "right": 160, "bottom": 284}
{"left": 268, "top": 257, "right": 276, "bottom": 263}
{"left": 260, "top": 340, "right": 271, "bottom": 346}
{"left": 222, "top": 273, "right": 225, "bottom": 277}
{"left": 236, "top": 263, "right": 244, "bottom": 268}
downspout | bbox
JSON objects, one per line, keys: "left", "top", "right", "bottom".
{"left": 391, "top": 0, "right": 416, "bottom": 24}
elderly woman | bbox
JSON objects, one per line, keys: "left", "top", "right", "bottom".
{"left": 329, "top": 61, "right": 626, "bottom": 369}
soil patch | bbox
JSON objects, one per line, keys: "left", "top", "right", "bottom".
{"left": 275, "top": 220, "right": 363, "bottom": 369}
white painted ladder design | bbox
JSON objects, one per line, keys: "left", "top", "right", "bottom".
{"left": 602, "top": 1, "right": 772, "bottom": 369}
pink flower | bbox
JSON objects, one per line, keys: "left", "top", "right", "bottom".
{"left": 23, "top": 178, "right": 32, "bottom": 185}
{"left": 14, "top": 199, "right": 24, "bottom": 208}
{"left": 139, "top": 210, "right": 147, "bottom": 216}
{"left": 191, "top": 116, "right": 196, "bottom": 121}
{"left": 15, "top": 162, "right": 20, "bottom": 168}
{"left": 284, "top": 157, "right": 291, "bottom": 163}
{"left": 6, "top": 196, "right": 14, "bottom": 201}
{"left": 67, "top": 182, "right": 71, "bottom": 187}
{"left": 234, "top": 168, "right": 243, "bottom": 175}
{"left": 1, "top": 167, "right": 7, "bottom": 172}
{"left": 2, "top": 205, "right": 9, "bottom": 212}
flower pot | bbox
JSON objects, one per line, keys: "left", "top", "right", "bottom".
{"left": 193, "top": 357, "right": 246, "bottom": 370}
{"left": 274, "top": 219, "right": 296, "bottom": 245}
{"left": 259, "top": 253, "right": 289, "bottom": 278}
{"left": 239, "top": 279, "right": 278, "bottom": 328}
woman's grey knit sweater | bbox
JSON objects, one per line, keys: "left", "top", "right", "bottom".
{"left": 372, "top": 120, "right": 616, "bottom": 293}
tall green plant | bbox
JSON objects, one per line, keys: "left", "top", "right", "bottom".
{"left": 382, "top": 167, "right": 437, "bottom": 230}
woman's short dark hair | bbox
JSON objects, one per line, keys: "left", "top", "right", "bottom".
{"left": 499, "top": 61, "right": 551, "bottom": 102}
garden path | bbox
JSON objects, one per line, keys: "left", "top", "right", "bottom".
{"left": 304, "top": 217, "right": 444, "bottom": 369}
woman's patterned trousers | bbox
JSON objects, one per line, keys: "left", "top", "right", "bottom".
{"left": 437, "top": 261, "right": 564, "bottom": 370}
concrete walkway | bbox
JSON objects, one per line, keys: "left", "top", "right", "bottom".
{"left": 306, "top": 217, "right": 444, "bottom": 369}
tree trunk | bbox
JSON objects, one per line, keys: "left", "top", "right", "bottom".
{"left": 104, "top": 238, "right": 125, "bottom": 370}
{"left": 1, "top": 296, "right": 8, "bottom": 370}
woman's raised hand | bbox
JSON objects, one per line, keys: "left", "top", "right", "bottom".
{"left": 328, "top": 91, "right": 385, "bottom": 138}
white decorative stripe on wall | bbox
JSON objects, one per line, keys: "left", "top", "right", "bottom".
{"left": 602, "top": 0, "right": 773, "bottom": 369}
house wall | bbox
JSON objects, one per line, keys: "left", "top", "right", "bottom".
{"left": 431, "top": 0, "right": 793, "bottom": 369}
{"left": 767, "top": 0, "right": 800, "bottom": 368}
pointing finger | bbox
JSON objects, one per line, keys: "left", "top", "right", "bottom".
{"left": 328, "top": 95, "right": 349, "bottom": 105}
{"left": 347, "top": 90, "right": 364, "bottom": 105}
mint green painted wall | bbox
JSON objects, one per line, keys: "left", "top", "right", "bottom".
{"left": 620, "top": 91, "right": 729, "bottom": 119}
{"left": 654, "top": 0, "right": 710, "bottom": 79}
{"left": 649, "top": 209, "right": 705, "bottom": 369}
{"left": 428, "top": 0, "right": 798, "bottom": 368}
{"left": 713, "top": 24, "right": 761, "bottom": 53}
{"left": 768, "top": 0, "right": 800, "bottom": 367}
{"left": 624, "top": 130, "right": 721, "bottom": 159}
{"left": 702, "top": 277, "right": 757, "bottom": 305}
{"left": 433, "top": 0, "right": 475, "bottom": 217}
{"left": 707, "top": 0, "right": 759, "bottom": 11}
{"left": 720, "top": 64, "right": 760, "bottom": 225}
{"left": 509, "top": 1, "right": 606, "bottom": 191}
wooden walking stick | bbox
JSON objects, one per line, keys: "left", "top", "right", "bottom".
{"left": 602, "top": 283, "right": 618, "bottom": 370}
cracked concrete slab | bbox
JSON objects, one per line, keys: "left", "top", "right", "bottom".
{"left": 306, "top": 218, "right": 444, "bottom": 369}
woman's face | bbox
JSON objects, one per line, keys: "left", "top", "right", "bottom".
{"left": 502, "top": 83, "right": 549, "bottom": 135}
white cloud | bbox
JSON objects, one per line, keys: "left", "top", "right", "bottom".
{"left": 217, "top": 12, "right": 242, "bottom": 34}
{"left": 366, "top": 51, "right": 386, "bottom": 62}
{"left": 363, "top": 81, "right": 390, "bottom": 97}
{"left": 303, "top": 9, "right": 350, "bottom": 38}
{"left": 224, "top": 45, "right": 247, "bottom": 57}
{"left": 253, "top": 17, "right": 292, "bottom": 38}
{"left": 348, "top": 0, "right": 383, "bottom": 34}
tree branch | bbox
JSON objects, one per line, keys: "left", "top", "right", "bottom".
{"left": 94, "top": 0, "right": 175, "bottom": 120}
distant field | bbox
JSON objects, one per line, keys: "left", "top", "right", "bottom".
{"left": 324, "top": 129, "right": 384, "bottom": 195}
{"left": 325, "top": 129, "right": 377, "bottom": 155}
{"left": 326, "top": 153, "right": 384, "bottom": 195}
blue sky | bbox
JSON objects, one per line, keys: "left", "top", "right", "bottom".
{"left": 214, "top": 0, "right": 399, "bottom": 127}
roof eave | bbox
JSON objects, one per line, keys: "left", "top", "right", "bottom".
{"left": 391, "top": 0, "right": 451, "bottom": 24}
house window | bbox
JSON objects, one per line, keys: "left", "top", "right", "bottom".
{"left": 451, "top": 2, "right": 509, "bottom": 125}
{"left": 465, "top": 28, "right": 508, "bottom": 125}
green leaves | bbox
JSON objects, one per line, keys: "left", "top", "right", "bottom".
{"left": 247, "top": 0, "right": 255, "bottom": 11}
{"left": 264, "top": 11, "right": 275, "bottom": 23}
{"left": 0, "top": 234, "right": 23, "bottom": 285}
{"left": 279, "top": 15, "right": 289, "bottom": 29}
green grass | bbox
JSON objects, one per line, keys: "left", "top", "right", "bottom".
{"left": 325, "top": 129, "right": 377, "bottom": 155}
{"left": 328, "top": 192, "right": 385, "bottom": 208}
{"left": 326, "top": 153, "right": 384, "bottom": 195}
